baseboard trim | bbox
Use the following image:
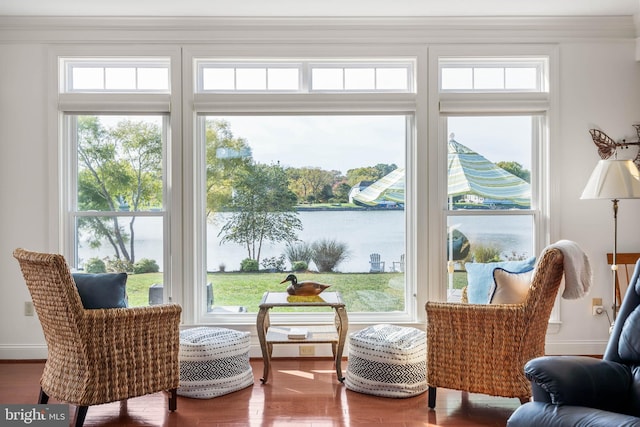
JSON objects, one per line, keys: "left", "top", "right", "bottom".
{"left": 0, "top": 344, "right": 48, "bottom": 360}
{"left": 545, "top": 340, "right": 608, "bottom": 356}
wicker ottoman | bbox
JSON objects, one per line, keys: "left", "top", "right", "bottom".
{"left": 345, "top": 324, "right": 427, "bottom": 398}
{"left": 178, "top": 327, "right": 253, "bottom": 398}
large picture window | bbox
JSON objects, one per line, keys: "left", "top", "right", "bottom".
{"left": 198, "top": 114, "right": 408, "bottom": 315}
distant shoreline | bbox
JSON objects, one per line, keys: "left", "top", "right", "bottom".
{"left": 295, "top": 205, "right": 404, "bottom": 212}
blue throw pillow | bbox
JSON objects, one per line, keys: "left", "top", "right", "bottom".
{"left": 465, "top": 257, "right": 536, "bottom": 304}
{"left": 72, "top": 272, "right": 128, "bottom": 309}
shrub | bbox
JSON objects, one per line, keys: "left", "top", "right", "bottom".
{"left": 84, "top": 257, "right": 106, "bottom": 273}
{"left": 218, "top": 263, "right": 226, "bottom": 272}
{"left": 292, "top": 261, "right": 308, "bottom": 272}
{"left": 134, "top": 258, "right": 160, "bottom": 274}
{"left": 284, "top": 242, "right": 313, "bottom": 265}
{"left": 105, "top": 257, "right": 134, "bottom": 273}
{"left": 311, "top": 239, "right": 350, "bottom": 272}
{"left": 472, "top": 244, "right": 502, "bottom": 263}
{"left": 240, "top": 258, "right": 259, "bottom": 272}
{"left": 261, "top": 255, "right": 286, "bottom": 272}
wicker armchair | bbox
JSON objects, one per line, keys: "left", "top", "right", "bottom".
{"left": 425, "top": 246, "right": 565, "bottom": 407}
{"left": 13, "top": 248, "right": 182, "bottom": 427}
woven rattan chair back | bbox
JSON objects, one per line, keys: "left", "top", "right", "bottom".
{"left": 14, "top": 249, "right": 87, "bottom": 371}
{"left": 426, "top": 246, "right": 565, "bottom": 407}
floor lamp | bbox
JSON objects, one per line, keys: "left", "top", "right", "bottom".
{"left": 581, "top": 158, "right": 640, "bottom": 324}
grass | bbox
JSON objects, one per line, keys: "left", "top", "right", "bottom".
{"left": 125, "top": 270, "right": 470, "bottom": 310}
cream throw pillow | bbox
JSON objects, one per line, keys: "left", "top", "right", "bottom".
{"left": 489, "top": 268, "right": 534, "bottom": 304}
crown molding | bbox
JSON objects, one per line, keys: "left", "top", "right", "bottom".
{"left": 0, "top": 15, "right": 635, "bottom": 44}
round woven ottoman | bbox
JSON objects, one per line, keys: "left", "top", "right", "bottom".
{"left": 178, "top": 327, "right": 253, "bottom": 398}
{"left": 345, "top": 324, "right": 427, "bottom": 398}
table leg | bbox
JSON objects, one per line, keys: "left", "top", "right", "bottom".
{"left": 334, "top": 306, "right": 349, "bottom": 382}
{"left": 256, "top": 307, "right": 271, "bottom": 383}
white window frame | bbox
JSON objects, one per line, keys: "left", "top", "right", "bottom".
{"left": 51, "top": 46, "right": 183, "bottom": 309}
{"left": 185, "top": 45, "right": 423, "bottom": 326}
{"left": 428, "top": 44, "right": 560, "bottom": 328}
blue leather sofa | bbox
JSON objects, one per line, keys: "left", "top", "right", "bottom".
{"left": 507, "top": 260, "right": 640, "bottom": 427}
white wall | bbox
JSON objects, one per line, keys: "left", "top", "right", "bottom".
{"left": 1, "top": 16, "right": 639, "bottom": 358}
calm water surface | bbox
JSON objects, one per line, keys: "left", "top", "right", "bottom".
{"left": 78, "top": 210, "right": 532, "bottom": 272}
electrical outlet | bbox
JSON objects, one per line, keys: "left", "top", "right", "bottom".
{"left": 592, "top": 305, "right": 604, "bottom": 316}
{"left": 24, "top": 301, "right": 34, "bottom": 316}
{"left": 592, "top": 297, "right": 602, "bottom": 307}
{"left": 299, "top": 345, "right": 315, "bottom": 356}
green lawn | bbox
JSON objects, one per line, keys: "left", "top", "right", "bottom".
{"left": 125, "top": 271, "right": 469, "bottom": 310}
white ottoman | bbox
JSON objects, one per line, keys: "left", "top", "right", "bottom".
{"left": 178, "top": 327, "right": 253, "bottom": 398}
{"left": 345, "top": 324, "right": 427, "bottom": 398}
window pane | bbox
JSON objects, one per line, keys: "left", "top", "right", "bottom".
{"left": 377, "top": 68, "right": 408, "bottom": 90}
{"left": 72, "top": 67, "right": 104, "bottom": 90}
{"left": 446, "top": 215, "right": 534, "bottom": 302}
{"left": 267, "top": 68, "right": 299, "bottom": 90}
{"left": 505, "top": 67, "right": 537, "bottom": 90}
{"left": 70, "top": 114, "right": 166, "bottom": 307}
{"left": 105, "top": 67, "right": 136, "bottom": 90}
{"left": 344, "top": 68, "right": 375, "bottom": 90}
{"left": 203, "top": 68, "right": 235, "bottom": 90}
{"left": 202, "top": 115, "right": 407, "bottom": 314}
{"left": 312, "top": 68, "right": 343, "bottom": 90}
{"left": 473, "top": 68, "right": 504, "bottom": 89}
{"left": 138, "top": 67, "right": 170, "bottom": 90}
{"left": 75, "top": 115, "right": 165, "bottom": 212}
{"left": 236, "top": 68, "right": 267, "bottom": 90}
{"left": 446, "top": 115, "right": 534, "bottom": 302}
{"left": 441, "top": 67, "right": 472, "bottom": 90}
{"left": 74, "top": 215, "right": 164, "bottom": 307}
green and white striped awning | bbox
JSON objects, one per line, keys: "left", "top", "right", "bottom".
{"left": 448, "top": 138, "right": 530, "bottom": 206}
{"left": 352, "top": 167, "right": 405, "bottom": 206}
{"left": 352, "top": 138, "right": 530, "bottom": 207}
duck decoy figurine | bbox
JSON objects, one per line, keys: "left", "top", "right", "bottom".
{"left": 280, "top": 274, "right": 331, "bottom": 296}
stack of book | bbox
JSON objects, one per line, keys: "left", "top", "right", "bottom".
{"left": 287, "top": 327, "right": 309, "bottom": 340}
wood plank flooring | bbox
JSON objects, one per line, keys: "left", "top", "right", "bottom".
{"left": 0, "top": 359, "right": 520, "bottom": 426}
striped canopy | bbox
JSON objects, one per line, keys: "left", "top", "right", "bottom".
{"left": 352, "top": 167, "right": 405, "bottom": 206}
{"left": 448, "top": 138, "right": 530, "bottom": 206}
{"left": 352, "top": 138, "right": 530, "bottom": 207}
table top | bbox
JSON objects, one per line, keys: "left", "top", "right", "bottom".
{"left": 259, "top": 291, "right": 344, "bottom": 308}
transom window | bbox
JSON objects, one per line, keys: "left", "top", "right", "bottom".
{"left": 440, "top": 58, "right": 548, "bottom": 92}
{"left": 195, "top": 60, "right": 414, "bottom": 93}
{"left": 61, "top": 58, "right": 170, "bottom": 93}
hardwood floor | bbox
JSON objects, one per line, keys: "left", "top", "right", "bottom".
{"left": 0, "top": 359, "right": 520, "bottom": 426}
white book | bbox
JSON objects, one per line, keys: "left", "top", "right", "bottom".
{"left": 287, "top": 327, "right": 309, "bottom": 340}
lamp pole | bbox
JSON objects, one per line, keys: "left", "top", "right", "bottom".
{"left": 612, "top": 198, "right": 619, "bottom": 323}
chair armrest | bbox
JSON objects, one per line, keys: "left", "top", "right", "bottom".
{"left": 525, "top": 356, "right": 632, "bottom": 412}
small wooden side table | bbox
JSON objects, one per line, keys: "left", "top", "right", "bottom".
{"left": 256, "top": 291, "right": 348, "bottom": 384}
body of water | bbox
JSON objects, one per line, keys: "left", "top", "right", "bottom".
{"left": 78, "top": 210, "right": 532, "bottom": 272}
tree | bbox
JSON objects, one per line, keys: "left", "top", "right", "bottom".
{"left": 77, "top": 116, "right": 163, "bottom": 265}
{"left": 496, "top": 161, "right": 530, "bottom": 183}
{"left": 205, "top": 119, "right": 253, "bottom": 218}
{"left": 218, "top": 162, "right": 302, "bottom": 264}
{"left": 345, "top": 164, "right": 397, "bottom": 187}
{"left": 288, "top": 167, "right": 337, "bottom": 203}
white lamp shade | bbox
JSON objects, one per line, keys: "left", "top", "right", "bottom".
{"left": 581, "top": 159, "right": 640, "bottom": 200}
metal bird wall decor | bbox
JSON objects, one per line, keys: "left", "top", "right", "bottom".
{"left": 589, "top": 125, "right": 640, "bottom": 169}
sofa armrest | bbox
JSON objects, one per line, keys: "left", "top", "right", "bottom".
{"left": 525, "top": 356, "right": 632, "bottom": 412}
